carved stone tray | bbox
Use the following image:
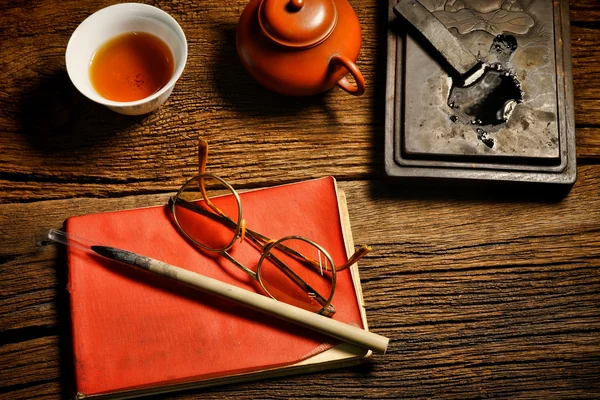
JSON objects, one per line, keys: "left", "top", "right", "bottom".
{"left": 384, "top": 0, "right": 576, "bottom": 186}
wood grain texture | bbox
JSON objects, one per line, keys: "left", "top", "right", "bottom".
{"left": 1, "top": 0, "right": 599, "bottom": 399}
{"left": 570, "top": 0, "right": 600, "bottom": 23}
{"left": 2, "top": 171, "right": 600, "bottom": 398}
{"left": 571, "top": 26, "right": 600, "bottom": 126}
{"left": 0, "top": 1, "right": 597, "bottom": 203}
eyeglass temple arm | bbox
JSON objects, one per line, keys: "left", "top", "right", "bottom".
{"left": 338, "top": 245, "right": 372, "bottom": 271}
{"left": 197, "top": 140, "right": 214, "bottom": 211}
{"left": 249, "top": 228, "right": 371, "bottom": 272}
{"left": 199, "top": 139, "right": 209, "bottom": 174}
{"left": 169, "top": 197, "right": 237, "bottom": 230}
{"left": 170, "top": 197, "right": 370, "bottom": 272}
{"left": 170, "top": 197, "right": 280, "bottom": 254}
{"left": 220, "top": 251, "right": 258, "bottom": 280}
{"left": 196, "top": 140, "right": 235, "bottom": 226}
{"left": 195, "top": 139, "right": 367, "bottom": 267}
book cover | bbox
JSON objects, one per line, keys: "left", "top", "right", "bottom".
{"left": 64, "top": 176, "right": 370, "bottom": 399}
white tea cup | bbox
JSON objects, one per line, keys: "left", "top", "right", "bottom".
{"left": 65, "top": 3, "right": 187, "bottom": 115}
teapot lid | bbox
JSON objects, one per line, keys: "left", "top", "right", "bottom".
{"left": 258, "top": 0, "right": 338, "bottom": 48}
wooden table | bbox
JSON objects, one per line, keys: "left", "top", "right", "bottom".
{"left": 1, "top": 1, "right": 599, "bottom": 398}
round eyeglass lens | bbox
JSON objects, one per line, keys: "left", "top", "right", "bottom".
{"left": 257, "top": 237, "right": 336, "bottom": 314}
{"left": 173, "top": 175, "right": 242, "bottom": 252}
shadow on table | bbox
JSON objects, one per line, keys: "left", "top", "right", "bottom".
{"left": 368, "top": 0, "right": 392, "bottom": 180}
{"left": 50, "top": 242, "right": 76, "bottom": 400}
{"left": 209, "top": 24, "right": 343, "bottom": 124}
{"left": 17, "top": 69, "right": 146, "bottom": 155}
{"left": 369, "top": 177, "right": 572, "bottom": 203}
{"left": 147, "top": 357, "right": 379, "bottom": 400}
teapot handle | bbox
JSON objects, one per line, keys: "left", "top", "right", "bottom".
{"left": 331, "top": 55, "right": 365, "bottom": 96}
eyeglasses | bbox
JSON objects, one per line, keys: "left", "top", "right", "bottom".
{"left": 167, "top": 141, "right": 371, "bottom": 317}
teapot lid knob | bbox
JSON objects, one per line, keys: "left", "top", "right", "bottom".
{"left": 288, "top": 0, "right": 304, "bottom": 10}
{"left": 258, "top": 0, "right": 338, "bottom": 48}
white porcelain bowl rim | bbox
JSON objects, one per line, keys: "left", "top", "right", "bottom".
{"left": 65, "top": 3, "right": 188, "bottom": 107}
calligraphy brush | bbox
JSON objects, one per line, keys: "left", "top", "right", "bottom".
{"left": 47, "top": 229, "right": 389, "bottom": 354}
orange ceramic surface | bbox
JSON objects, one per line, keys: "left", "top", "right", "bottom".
{"left": 236, "top": 0, "right": 365, "bottom": 96}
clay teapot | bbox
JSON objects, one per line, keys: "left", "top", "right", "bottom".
{"left": 236, "top": 0, "right": 365, "bottom": 96}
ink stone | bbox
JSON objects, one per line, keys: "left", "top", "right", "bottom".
{"left": 384, "top": 0, "right": 576, "bottom": 187}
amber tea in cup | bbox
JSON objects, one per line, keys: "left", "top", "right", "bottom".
{"left": 90, "top": 32, "right": 174, "bottom": 102}
{"left": 66, "top": 3, "right": 187, "bottom": 115}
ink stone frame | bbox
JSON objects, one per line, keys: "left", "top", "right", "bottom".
{"left": 384, "top": 0, "right": 577, "bottom": 188}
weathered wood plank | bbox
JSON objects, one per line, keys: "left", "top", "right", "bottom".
{"left": 0, "top": 1, "right": 599, "bottom": 204}
{"left": 1, "top": 168, "right": 599, "bottom": 334}
{"left": 577, "top": 127, "right": 600, "bottom": 160}
{"left": 3, "top": 236, "right": 599, "bottom": 332}
{"left": 2, "top": 331, "right": 599, "bottom": 399}
{"left": 571, "top": 26, "right": 600, "bottom": 126}
{"left": 1, "top": 336, "right": 61, "bottom": 388}
{"left": 570, "top": 0, "right": 600, "bottom": 22}
{"left": 2, "top": 166, "right": 600, "bottom": 265}
{"left": 1, "top": 1, "right": 599, "bottom": 399}
{"left": 1, "top": 381, "right": 60, "bottom": 400}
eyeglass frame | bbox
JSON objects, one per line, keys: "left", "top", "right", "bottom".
{"left": 168, "top": 173, "right": 338, "bottom": 316}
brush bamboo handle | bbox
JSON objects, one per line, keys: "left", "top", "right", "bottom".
{"left": 101, "top": 247, "right": 389, "bottom": 354}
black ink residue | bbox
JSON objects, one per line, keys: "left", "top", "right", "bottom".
{"left": 491, "top": 34, "right": 518, "bottom": 65}
{"left": 476, "top": 128, "right": 494, "bottom": 148}
{"left": 448, "top": 65, "right": 523, "bottom": 127}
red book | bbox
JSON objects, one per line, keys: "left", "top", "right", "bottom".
{"left": 64, "top": 177, "right": 371, "bottom": 399}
